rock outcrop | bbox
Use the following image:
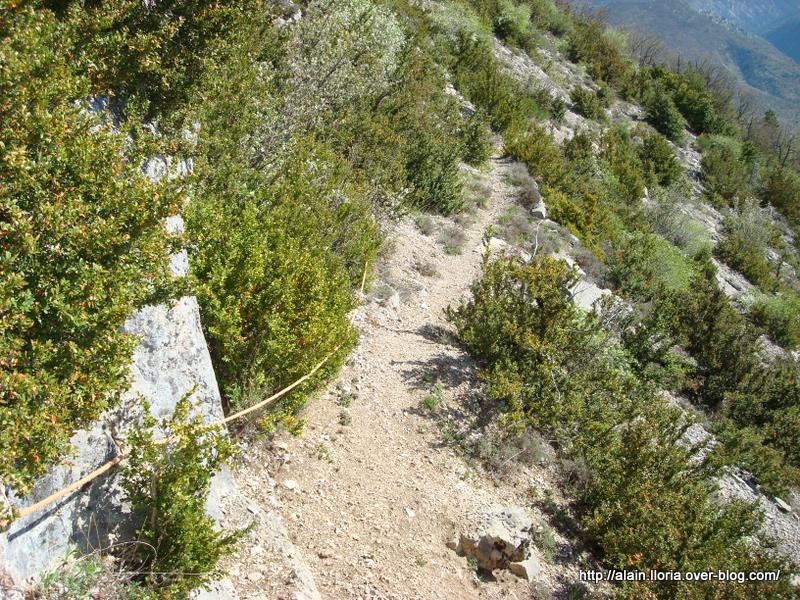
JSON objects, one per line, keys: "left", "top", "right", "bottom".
{"left": 0, "top": 295, "right": 242, "bottom": 596}
{"left": 448, "top": 505, "right": 542, "bottom": 581}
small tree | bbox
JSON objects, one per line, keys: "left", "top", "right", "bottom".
{"left": 121, "top": 398, "right": 241, "bottom": 596}
{"left": 646, "top": 86, "right": 686, "bottom": 141}
{"left": 638, "top": 130, "right": 682, "bottom": 186}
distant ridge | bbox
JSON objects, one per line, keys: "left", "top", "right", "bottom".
{"left": 584, "top": 0, "right": 800, "bottom": 121}
{"left": 766, "top": 16, "right": 800, "bottom": 64}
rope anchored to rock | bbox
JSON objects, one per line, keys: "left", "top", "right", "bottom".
{"left": 2, "top": 347, "right": 340, "bottom": 529}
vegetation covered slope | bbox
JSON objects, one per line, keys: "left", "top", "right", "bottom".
{"left": 4, "top": 0, "right": 800, "bottom": 597}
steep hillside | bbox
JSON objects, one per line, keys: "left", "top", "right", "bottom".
{"left": 3, "top": 1, "right": 800, "bottom": 599}
{"left": 686, "top": 0, "right": 799, "bottom": 34}
{"left": 766, "top": 17, "right": 800, "bottom": 64}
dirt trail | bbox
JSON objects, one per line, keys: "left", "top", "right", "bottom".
{"left": 224, "top": 154, "right": 555, "bottom": 600}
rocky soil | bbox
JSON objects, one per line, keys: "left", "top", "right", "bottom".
{"left": 221, "top": 153, "right": 602, "bottom": 600}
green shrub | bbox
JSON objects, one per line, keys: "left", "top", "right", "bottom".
{"left": 506, "top": 125, "right": 614, "bottom": 248}
{"left": 492, "top": 0, "right": 536, "bottom": 51}
{"left": 749, "top": 292, "right": 800, "bottom": 350}
{"left": 446, "top": 255, "right": 594, "bottom": 430}
{"left": 528, "top": 83, "right": 566, "bottom": 123}
{"left": 447, "top": 253, "right": 794, "bottom": 598}
{"left": 699, "top": 135, "right": 752, "bottom": 206}
{"left": 504, "top": 123, "right": 567, "bottom": 184}
{"left": 547, "top": 187, "right": 602, "bottom": 246}
{"left": 600, "top": 126, "right": 647, "bottom": 204}
{"left": 121, "top": 398, "right": 240, "bottom": 596}
{"left": 0, "top": 7, "right": 178, "bottom": 494}
{"left": 430, "top": 0, "right": 492, "bottom": 46}
{"left": 566, "top": 18, "right": 631, "bottom": 87}
{"left": 461, "top": 110, "right": 494, "bottom": 166}
{"left": 569, "top": 86, "right": 606, "bottom": 120}
{"left": 188, "top": 142, "right": 378, "bottom": 423}
{"left": 527, "top": 0, "right": 572, "bottom": 36}
{"left": 709, "top": 420, "right": 797, "bottom": 497}
{"left": 657, "top": 251, "right": 800, "bottom": 493}
{"left": 332, "top": 44, "right": 467, "bottom": 215}
{"left": 726, "top": 357, "right": 800, "bottom": 481}
{"left": 286, "top": 0, "right": 405, "bottom": 131}
{"left": 446, "top": 25, "right": 538, "bottom": 132}
{"left": 406, "top": 126, "right": 466, "bottom": 214}
{"left": 716, "top": 203, "right": 778, "bottom": 289}
{"left": 561, "top": 129, "right": 594, "bottom": 164}
{"left": 605, "top": 232, "right": 692, "bottom": 301}
{"left": 64, "top": 0, "right": 264, "bottom": 116}
{"left": 677, "top": 251, "right": 762, "bottom": 410}
{"left": 761, "top": 164, "right": 800, "bottom": 227}
{"left": 549, "top": 95, "right": 567, "bottom": 123}
{"left": 638, "top": 130, "right": 682, "bottom": 186}
{"left": 582, "top": 406, "right": 789, "bottom": 600}
{"left": 644, "top": 66, "right": 736, "bottom": 136}
{"left": 645, "top": 86, "right": 686, "bottom": 141}
{"left": 644, "top": 183, "right": 712, "bottom": 254}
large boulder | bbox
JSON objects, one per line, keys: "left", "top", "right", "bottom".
{"left": 0, "top": 296, "right": 240, "bottom": 599}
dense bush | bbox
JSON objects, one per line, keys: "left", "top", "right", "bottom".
{"left": 446, "top": 255, "right": 595, "bottom": 430}
{"left": 740, "top": 358, "right": 800, "bottom": 472}
{"left": 527, "top": 0, "right": 572, "bottom": 36}
{"left": 605, "top": 231, "right": 692, "bottom": 301}
{"left": 644, "top": 183, "right": 712, "bottom": 253}
{"left": 645, "top": 85, "right": 686, "bottom": 141}
{"left": 600, "top": 126, "right": 647, "bottom": 204}
{"left": 450, "top": 33, "right": 537, "bottom": 132}
{"left": 506, "top": 126, "right": 612, "bottom": 247}
{"left": 121, "top": 398, "right": 240, "bottom": 596}
{"left": 699, "top": 135, "right": 752, "bottom": 206}
{"left": 709, "top": 421, "right": 797, "bottom": 497}
{"left": 492, "top": 0, "right": 536, "bottom": 51}
{"left": 638, "top": 129, "right": 682, "bottom": 186}
{"left": 677, "top": 251, "right": 762, "bottom": 409}
{"left": 331, "top": 42, "right": 469, "bottom": 215}
{"left": 188, "top": 141, "right": 378, "bottom": 424}
{"left": 653, "top": 251, "right": 800, "bottom": 493}
{"left": 761, "top": 164, "right": 800, "bottom": 227}
{"left": 406, "top": 129, "right": 466, "bottom": 214}
{"left": 0, "top": 6, "right": 178, "bottom": 493}
{"left": 569, "top": 85, "right": 606, "bottom": 120}
{"left": 61, "top": 0, "right": 263, "bottom": 116}
{"left": 447, "top": 254, "right": 794, "bottom": 598}
{"left": 461, "top": 110, "right": 494, "bottom": 166}
{"left": 286, "top": 0, "right": 405, "bottom": 132}
{"left": 644, "top": 66, "right": 736, "bottom": 136}
{"left": 505, "top": 123, "right": 567, "bottom": 182}
{"left": 716, "top": 203, "right": 779, "bottom": 289}
{"left": 749, "top": 292, "right": 800, "bottom": 350}
{"left": 566, "top": 18, "right": 631, "bottom": 87}
{"left": 528, "top": 83, "right": 566, "bottom": 123}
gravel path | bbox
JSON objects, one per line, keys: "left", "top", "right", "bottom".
{"left": 222, "top": 154, "right": 558, "bottom": 600}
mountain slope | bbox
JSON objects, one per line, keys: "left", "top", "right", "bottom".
{"left": 685, "top": 0, "right": 799, "bottom": 34}
{"left": 766, "top": 16, "right": 800, "bottom": 63}
{"left": 586, "top": 0, "right": 800, "bottom": 120}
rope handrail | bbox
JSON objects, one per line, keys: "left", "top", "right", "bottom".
{"left": 4, "top": 347, "right": 340, "bottom": 527}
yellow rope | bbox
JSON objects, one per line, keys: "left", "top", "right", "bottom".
{"left": 6, "top": 347, "right": 340, "bottom": 527}
{"left": 360, "top": 260, "right": 368, "bottom": 294}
